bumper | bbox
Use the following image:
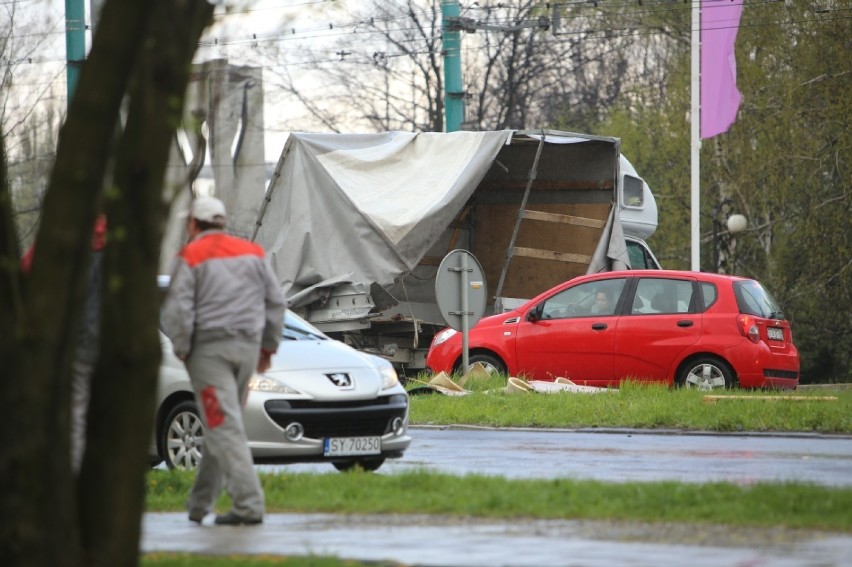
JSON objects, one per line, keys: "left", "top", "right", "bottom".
{"left": 250, "top": 433, "right": 412, "bottom": 464}
{"left": 725, "top": 341, "right": 800, "bottom": 390}
{"left": 737, "top": 368, "right": 799, "bottom": 390}
{"left": 244, "top": 392, "right": 412, "bottom": 462}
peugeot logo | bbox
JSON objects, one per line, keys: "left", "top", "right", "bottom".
{"left": 325, "top": 372, "right": 353, "bottom": 388}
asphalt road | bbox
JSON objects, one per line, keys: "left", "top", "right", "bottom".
{"left": 141, "top": 511, "right": 852, "bottom": 567}
{"left": 143, "top": 427, "right": 852, "bottom": 566}
{"left": 267, "top": 426, "right": 852, "bottom": 487}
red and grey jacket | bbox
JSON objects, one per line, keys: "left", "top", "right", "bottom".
{"left": 162, "top": 230, "right": 286, "bottom": 359}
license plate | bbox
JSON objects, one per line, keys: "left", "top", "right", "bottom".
{"left": 767, "top": 327, "right": 784, "bottom": 341}
{"left": 323, "top": 436, "right": 381, "bottom": 457}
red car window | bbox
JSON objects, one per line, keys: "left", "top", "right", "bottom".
{"left": 539, "top": 279, "right": 627, "bottom": 319}
{"left": 630, "top": 277, "right": 695, "bottom": 315}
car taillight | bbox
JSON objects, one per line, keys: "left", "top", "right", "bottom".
{"left": 737, "top": 314, "right": 760, "bottom": 344}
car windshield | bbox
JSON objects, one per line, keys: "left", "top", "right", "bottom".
{"left": 733, "top": 280, "right": 785, "bottom": 320}
{"left": 282, "top": 311, "right": 328, "bottom": 341}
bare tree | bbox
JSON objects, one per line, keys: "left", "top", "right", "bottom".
{"left": 251, "top": 0, "right": 680, "bottom": 134}
{"left": 1, "top": 1, "right": 65, "bottom": 249}
{"left": 259, "top": 0, "right": 445, "bottom": 132}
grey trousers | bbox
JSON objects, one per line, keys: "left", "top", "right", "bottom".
{"left": 70, "top": 357, "right": 93, "bottom": 474}
{"left": 185, "top": 335, "right": 264, "bottom": 520}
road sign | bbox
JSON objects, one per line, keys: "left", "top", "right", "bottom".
{"left": 435, "top": 250, "right": 487, "bottom": 372}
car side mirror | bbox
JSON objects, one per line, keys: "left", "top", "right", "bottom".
{"left": 527, "top": 304, "right": 542, "bottom": 322}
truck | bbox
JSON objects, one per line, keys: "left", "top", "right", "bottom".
{"left": 251, "top": 129, "right": 660, "bottom": 376}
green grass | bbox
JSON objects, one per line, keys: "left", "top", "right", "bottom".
{"left": 407, "top": 379, "right": 852, "bottom": 433}
{"left": 146, "top": 468, "right": 852, "bottom": 533}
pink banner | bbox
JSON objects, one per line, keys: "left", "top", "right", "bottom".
{"left": 701, "top": 0, "right": 743, "bottom": 139}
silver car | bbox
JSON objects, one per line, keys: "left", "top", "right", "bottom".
{"left": 151, "top": 311, "right": 411, "bottom": 472}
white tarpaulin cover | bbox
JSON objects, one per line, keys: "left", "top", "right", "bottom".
{"left": 253, "top": 131, "right": 512, "bottom": 306}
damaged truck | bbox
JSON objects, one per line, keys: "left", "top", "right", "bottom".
{"left": 251, "top": 129, "right": 661, "bottom": 376}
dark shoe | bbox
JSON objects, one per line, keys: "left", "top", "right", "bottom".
{"left": 214, "top": 511, "right": 263, "bottom": 526}
{"left": 188, "top": 510, "right": 206, "bottom": 524}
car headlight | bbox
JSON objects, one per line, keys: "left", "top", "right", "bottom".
{"left": 248, "top": 374, "right": 301, "bottom": 394}
{"left": 378, "top": 362, "right": 399, "bottom": 390}
{"left": 432, "top": 328, "right": 457, "bottom": 346}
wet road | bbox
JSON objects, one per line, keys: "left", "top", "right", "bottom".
{"left": 142, "top": 427, "right": 852, "bottom": 566}
{"left": 267, "top": 426, "right": 852, "bottom": 487}
{"left": 141, "top": 512, "right": 852, "bottom": 567}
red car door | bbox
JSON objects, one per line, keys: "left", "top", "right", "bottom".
{"left": 515, "top": 278, "right": 626, "bottom": 384}
{"left": 614, "top": 276, "right": 702, "bottom": 384}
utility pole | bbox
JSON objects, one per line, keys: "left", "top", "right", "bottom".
{"left": 440, "top": 3, "right": 550, "bottom": 132}
{"left": 65, "top": 0, "right": 86, "bottom": 106}
{"left": 441, "top": 0, "right": 463, "bottom": 132}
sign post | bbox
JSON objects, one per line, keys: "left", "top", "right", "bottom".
{"left": 435, "top": 250, "right": 487, "bottom": 372}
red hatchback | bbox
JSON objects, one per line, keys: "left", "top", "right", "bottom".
{"left": 426, "top": 270, "right": 799, "bottom": 390}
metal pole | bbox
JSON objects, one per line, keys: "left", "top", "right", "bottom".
{"left": 690, "top": 0, "right": 701, "bottom": 271}
{"left": 712, "top": 197, "right": 732, "bottom": 273}
{"left": 460, "top": 252, "right": 470, "bottom": 372}
{"left": 441, "top": 0, "right": 463, "bottom": 132}
{"left": 713, "top": 216, "right": 719, "bottom": 273}
{"left": 65, "top": 0, "right": 86, "bottom": 106}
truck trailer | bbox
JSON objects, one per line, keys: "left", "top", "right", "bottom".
{"left": 251, "top": 129, "right": 660, "bottom": 375}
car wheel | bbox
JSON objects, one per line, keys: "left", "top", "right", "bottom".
{"left": 677, "top": 357, "right": 735, "bottom": 390}
{"left": 161, "top": 400, "right": 204, "bottom": 470}
{"left": 332, "top": 458, "right": 385, "bottom": 472}
{"left": 457, "top": 353, "right": 507, "bottom": 376}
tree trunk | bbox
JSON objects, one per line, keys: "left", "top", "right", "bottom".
{"left": 0, "top": 0, "right": 151, "bottom": 562}
{"left": 77, "top": 2, "right": 212, "bottom": 565}
{"left": 0, "top": 0, "right": 211, "bottom": 565}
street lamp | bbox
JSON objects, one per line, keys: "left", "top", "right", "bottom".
{"left": 727, "top": 213, "right": 747, "bottom": 233}
{"left": 712, "top": 198, "right": 747, "bottom": 273}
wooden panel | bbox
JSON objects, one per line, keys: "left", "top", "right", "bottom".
{"left": 472, "top": 202, "right": 610, "bottom": 301}
{"left": 418, "top": 256, "right": 443, "bottom": 266}
{"left": 512, "top": 247, "right": 591, "bottom": 265}
{"left": 482, "top": 180, "right": 614, "bottom": 191}
{"left": 521, "top": 210, "right": 606, "bottom": 229}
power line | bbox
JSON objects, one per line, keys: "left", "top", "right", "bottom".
{"left": 196, "top": 0, "right": 847, "bottom": 49}
{"left": 6, "top": 2, "right": 849, "bottom": 90}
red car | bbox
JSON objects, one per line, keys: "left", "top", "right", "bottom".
{"left": 426, "top": 270, "right": 799, "bottom": 390}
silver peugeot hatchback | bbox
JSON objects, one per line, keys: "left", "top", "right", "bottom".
{"left": 151, "top": 310, "right": 411, "bottom": 472}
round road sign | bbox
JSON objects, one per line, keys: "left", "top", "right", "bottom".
{"left": 435, "top": 249, "right": 487, "bottom": 331}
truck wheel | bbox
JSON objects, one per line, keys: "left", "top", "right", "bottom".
{"left": 458, "top": 353, "right": 507, "bottom": 377}
{"left": 160, "top": 400, "right": 204, "bottom": 470}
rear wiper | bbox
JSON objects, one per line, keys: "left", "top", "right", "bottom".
{"left": 768, "top": 310, "right": 785, "bottom": 319}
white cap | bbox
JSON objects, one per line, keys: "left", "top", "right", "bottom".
{"left": 190, "top": 196, "right": 227, "bottom": 223}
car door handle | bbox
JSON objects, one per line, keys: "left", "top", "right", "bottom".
{"left": 677, "top": 320, "right": 694, "bottom": 327}
{"left": 591, "top": 323, "right": 607, "bottom": 330}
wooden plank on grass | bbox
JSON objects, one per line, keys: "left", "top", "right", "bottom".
{"left": 704, "top": 395, "right": 838, "bottom": 404}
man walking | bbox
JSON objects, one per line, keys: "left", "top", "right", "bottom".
{"left": 162, "top": 196, "right": 286, "bottom": 526}
{"left": 21, "top": 213, "right": 107, "bottom": 474}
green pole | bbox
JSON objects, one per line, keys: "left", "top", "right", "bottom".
{"left": 65, "top": 0, "right": 86, "bottom": 105}
{"left": 441, "top": 0, "right": 463, "bottom": 132}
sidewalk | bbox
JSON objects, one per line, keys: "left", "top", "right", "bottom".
{"left": 141, "top": 512, "right": 852, "bottom": 567}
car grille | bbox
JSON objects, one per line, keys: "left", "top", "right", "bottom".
{"left": 263, "top": 396, "right": 407, "bottom": 438}
{"left": 763, "top": 369, "right": 799, "bottom": 379}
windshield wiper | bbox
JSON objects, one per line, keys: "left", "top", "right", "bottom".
{"left": 282, "top": 327, "right": 325, "bottom": 340}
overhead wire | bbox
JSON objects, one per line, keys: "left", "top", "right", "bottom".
{"left": 4, "top": 1, "right": 850, "bottom": 95}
